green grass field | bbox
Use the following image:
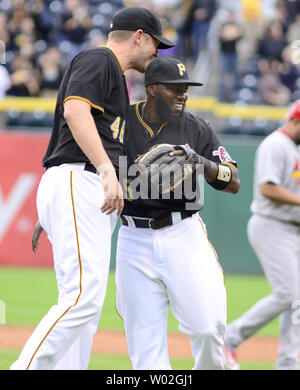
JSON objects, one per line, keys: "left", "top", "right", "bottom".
{"left": 0, "top": 266, "right": 278, "bottom": 370}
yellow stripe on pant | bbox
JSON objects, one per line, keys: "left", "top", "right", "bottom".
{"left": 26, "top": 171, "right": 83, "bottom": 369}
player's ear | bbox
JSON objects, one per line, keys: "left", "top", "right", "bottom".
{"left": 147, "top": 84, "right": 157, "bottom": 97}
{"left": 133, "top": 29, "right": 144, "bottom": 45}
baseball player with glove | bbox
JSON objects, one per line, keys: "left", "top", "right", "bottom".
{"left": 115, "top": 57, "right": 240, "bottom": 370}
{"left": 224, "top": 100, "right": 300, "bottom": 370}
{"left": 11, "top": 7, "right": 174, "bottom": 370}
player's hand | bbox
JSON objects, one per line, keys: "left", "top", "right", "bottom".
{"left": 32, "top": 221, "right": 44, "bottom": 253}
{"left": 169, "top": 150, "right": 187, "bottom": 159}
{"left": 98, "top": 164, "right": 124, "bottom": 216}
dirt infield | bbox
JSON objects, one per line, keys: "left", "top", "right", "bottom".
{"left": 0, "top": 325, "right": 279, "bottom": 361}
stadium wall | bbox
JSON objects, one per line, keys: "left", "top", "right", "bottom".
{"left": 0, "top": 131, "right": 264, "bottom": 274}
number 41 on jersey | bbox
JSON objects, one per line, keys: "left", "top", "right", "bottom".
{"left": 110, "top": 117, "right": 125, "bottom": 144}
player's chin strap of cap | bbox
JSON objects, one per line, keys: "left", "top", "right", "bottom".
{"left": 121, "top": 211, "right": 193, "bottom": 230}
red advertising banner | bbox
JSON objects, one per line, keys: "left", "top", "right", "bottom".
{"left": 0, "top": 131, "right": 53, "bottom": 267}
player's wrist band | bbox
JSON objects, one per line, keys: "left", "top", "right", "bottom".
{"left": 217, "top": 164, "right": 232, "bottom": 182}
{"left": 209, "top": 164, "right": 232, "bottom": 190}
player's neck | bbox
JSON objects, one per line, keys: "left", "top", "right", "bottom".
{"left": 142, "top": 102, "right": 163, "bottom": 124}
{"left": 280, "top": 122, "right": 300, "bottom": 145}
{"left": 105, "top": 41, "right": 131, "bottom": 73}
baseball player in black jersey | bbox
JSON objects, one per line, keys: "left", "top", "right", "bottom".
{"left": 11, "top": 7, "right": 174, "bottom": 370}
{"left": 115, "top": 57, "right": 240, "bottom": 369}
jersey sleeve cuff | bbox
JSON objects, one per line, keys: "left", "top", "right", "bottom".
{"left": 223, "top": 162, "right": 238, "bottom": 170}
{"left": 63, "top": 96, "right": 104, "bottom": 114}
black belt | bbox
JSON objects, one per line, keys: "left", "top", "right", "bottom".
{"left": 290, "top": 221, "right": 300, "bottom": 227}
{"left": 84, "top": 162, "right": 98, "bottom": 174}
{"left": 121, "top": 211, "right": 192, "bottom": 230}
{"left": 47, "top": 162, "right": 98, "bottom": 175}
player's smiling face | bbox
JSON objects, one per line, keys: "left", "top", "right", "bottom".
{"left": 158, "top": 84, "right": 189, "bottom": 116}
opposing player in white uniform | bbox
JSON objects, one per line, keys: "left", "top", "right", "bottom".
{"left": 116, "top": 57, "right": 240, "bottom": 370}
{"left": 224, "top": 100, "right": 300, "bottom": 370}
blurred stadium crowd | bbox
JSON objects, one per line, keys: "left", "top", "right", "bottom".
{"left": 0, "top": 0, "right": 299, "bottom": 132}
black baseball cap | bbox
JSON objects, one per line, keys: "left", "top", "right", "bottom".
{"left": 145, "top": 57, "right": 203, "bottom": 86}
{"left": 110, "top": 6, "right": 175, "bottom": 49}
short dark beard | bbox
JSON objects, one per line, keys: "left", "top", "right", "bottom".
{"left": 154, "top": 92, "right": 184, "bottom": 125}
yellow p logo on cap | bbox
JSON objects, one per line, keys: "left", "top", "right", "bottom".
{"left": 177, "top": 63, "right": 186, "bottom": 76}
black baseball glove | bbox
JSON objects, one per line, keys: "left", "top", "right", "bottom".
{"left": 134, "top": 143, "right": 201, "bottom": 194}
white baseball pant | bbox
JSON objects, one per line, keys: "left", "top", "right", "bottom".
{"left": 225, "top": 215, "right": 300, "bottom": 370}
{"left": 11, "top": 163, "right": 117, "bottom": 370}
{"left": 115, "top": 214, "right": 227, "bottom": 370}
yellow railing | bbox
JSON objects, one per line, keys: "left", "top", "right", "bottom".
{"left": 0, "top": 97, "right": 56, "bottom": 113}
{"left": 0, "top": 96, "right": 288, "bottom": 120}
{"left": 187, "top": 98, "right": 287, "bottom": 120}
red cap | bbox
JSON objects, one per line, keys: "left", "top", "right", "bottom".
{"left": 286, "top": 100, "right": 300, "bottom": 121}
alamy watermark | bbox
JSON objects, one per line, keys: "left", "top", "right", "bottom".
{"left": 0, "top": 300, "right": 6, "bottom": 324}
{"left": 117, "top": 157, "right": 205, "bottom": 211}
{"left": 291, "top": 300, "right": 300, "bottom": 325}
{"left": 0, "top": 40, "right": 5, "bottom": 64}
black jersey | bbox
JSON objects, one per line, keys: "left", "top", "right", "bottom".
{"left": 42, "top": 47, "right": 129, "bottom": 171}
{"left": 122, "top": 101, "right": 237, "bottom": 219}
